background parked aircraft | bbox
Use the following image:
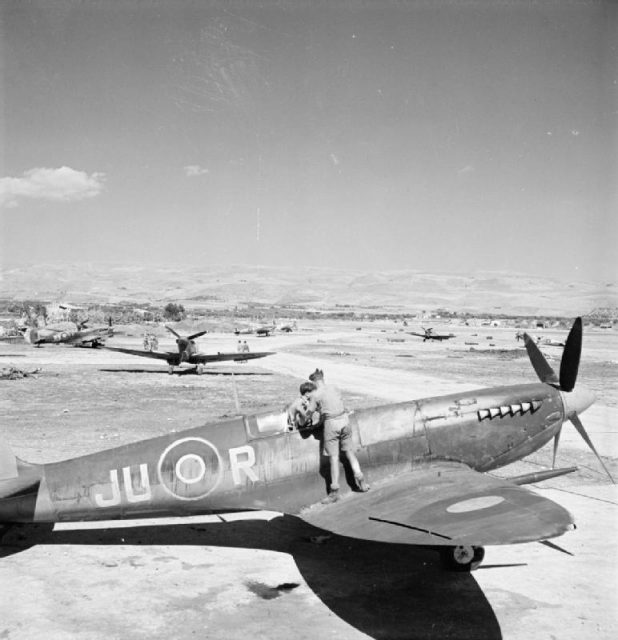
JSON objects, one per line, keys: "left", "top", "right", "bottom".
{"left": 234, "top": 321, "right": 293, "bottom": 336}
{"left": 22, "top": 318, "right": 113, "bottom": 348}
{"left": 105, "top": 325, "right": 274, "bottom": 374}
{"left": 538, "top": 337, "right": 566, "bottom": 348}
{"left": 516, "top": 330, "right": 566, "bottom": 348}
{"left": 234, "top": 323, "right": 275, "bottom": 337}
{"left": 233, "top": 327, "right": 254, "bottom": 336}
{"left": 408, "top": 327, "right": 455, "bottom": 341}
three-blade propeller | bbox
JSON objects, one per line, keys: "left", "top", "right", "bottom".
{"left": 523, "top": 318, "right": 614, "bottom": 483}
{"left": 165, "top": 325, "right": 209, "bottom": 360}
{"left": 165, "top": 325, "right": 208, "bottom": 341}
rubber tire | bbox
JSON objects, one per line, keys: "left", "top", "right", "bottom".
{"left": 440, "top": 545, "right": 485, "bottom": 572}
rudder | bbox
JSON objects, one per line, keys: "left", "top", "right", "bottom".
{"left": 0, "top": 440, "right": 18, "bottom": 482}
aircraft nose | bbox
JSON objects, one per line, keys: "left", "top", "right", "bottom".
{"left": 561, "top": 386, "right": 596, "bottom": 417}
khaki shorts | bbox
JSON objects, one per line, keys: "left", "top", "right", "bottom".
{"left": 323, "top": 414, "right": 353, "bottom": 457}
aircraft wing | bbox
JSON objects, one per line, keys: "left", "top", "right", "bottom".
{"left": 191, "top": 351, "right": 274, "bottom": 364}
{"left": 300, "top": 461, "right": 573, "bottom": 547}
{"left": 407, "top": 332, "right": 426, "bottom": 338}
{"left": 103, "top": 346, "right": 178, "bottom": 362}
{"left": 70, "top": 332, "right": 106, "bottom": 345}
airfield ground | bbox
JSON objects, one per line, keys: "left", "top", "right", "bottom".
{"left": 1, "top": 320, "right": 617, "bottom": 639}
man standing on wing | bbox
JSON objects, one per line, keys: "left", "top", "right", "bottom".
{"left": 307, "top": 368, "right": 369, "bottom": 503}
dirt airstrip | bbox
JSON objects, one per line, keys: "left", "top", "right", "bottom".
{"left": 1, "top": 320, "right": 617, "bottom": 640}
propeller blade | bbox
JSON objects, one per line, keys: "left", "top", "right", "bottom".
{"left": 552, "top": 429, "right": 561, "bottom": 469}
{"left": 523, "top": 333, "right": 559, "bottom": 385}
{"left": 570, "top": 414, "right": 615, "bottom": 484}
{"left": 187, "top": 330, "right": 208, "bottom": 341}
{"left": 165, "top": 325, "right": 182, "bottom": 338}
{"left": 559, "top": 317, "right": 582, "bottom": 392}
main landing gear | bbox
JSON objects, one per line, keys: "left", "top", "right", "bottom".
{"left": 168, "top": 364, "right": 175, "bottom": 375}
{"left": 440, "top": 545, "right": 485, "bottom": 571}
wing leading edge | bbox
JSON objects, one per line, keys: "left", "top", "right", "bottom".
{"left": 103, "top": 346, "right": 178, "bottom": 362}
{"left": 300, "top": 461, "right": 573, "bottom": 547}
{"left": 192, "top": 351, "right": 274, "bottom": 364}
{"left": 103, "top": 346, "right": 274, "bottom": 365}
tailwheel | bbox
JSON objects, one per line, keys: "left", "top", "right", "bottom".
{"left": 441, "top": 545, "right": 485, "bottom": 571}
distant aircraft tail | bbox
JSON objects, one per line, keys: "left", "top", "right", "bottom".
{"left": 22, "top": 328, "right": 39, "bottom": 345}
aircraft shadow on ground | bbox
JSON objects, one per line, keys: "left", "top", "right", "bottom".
{"left": 1, "top": 517, "right": 502, "bottom": 640}
{"left": 99, "top": 368, "right": 273, "bottom": 376}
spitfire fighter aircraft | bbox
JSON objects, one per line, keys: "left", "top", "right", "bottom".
{"left": 104, "top": 325, "right": 274, "bottom": 374}
{"left": 538, "top": 337, "right": 566, "bottom": 348}
{"left": 516, "top": 331, "right": 565, "bottom": 348}
{"left": 255, "top": 323, "right": 276, "bottom": 337}
{"left": 233, "top": 327, "right": 255, "bottom": 336}
{"left": 22, "top": 319, "right": 113, "bottom": 348}
{"left": 0, "top": 319, "right": 613, "bottom": 570}
{"left": 408, "top": 327, "right": 456, "bottom": 342}
{"left": 234, "top": 321, "right": 281, "bottom": 337}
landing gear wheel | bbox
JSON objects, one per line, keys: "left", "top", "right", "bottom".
{"left": 168, "top": 365, "right": 174, "bottom": 375}
{"left": 197, "top": 364, "right": 204, "bottom": 375}
{"left": 441, "top": 545, "right": 485, "bottom": 571}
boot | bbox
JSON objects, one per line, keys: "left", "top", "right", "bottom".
{"left": 355, "top": 474, "right": 370, "bottom": 492}
{"left": 321, "top": 488, "right": 340, "bottom": 504}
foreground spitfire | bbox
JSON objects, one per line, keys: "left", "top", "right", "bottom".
{"left": 105, "top": 325, "right": 274, "bottom": 374}
{"left": 0, "top": 318, "right": 613, "bottom": 570}
{"left": 408, "top": 327, "right": 456, "bottom": 342}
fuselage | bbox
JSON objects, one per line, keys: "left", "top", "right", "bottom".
{"left": 1, "top": 382, "right": 570, "bottom": 525}
{"left": 175, "top": 338, "right": 197, "bottom": 363}
{"left": 25, "top": 326, "right": 108, "bottom": 347}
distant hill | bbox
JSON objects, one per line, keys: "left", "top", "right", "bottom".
{"left": 1, "top": 263, "right": 616, "bottom": 317}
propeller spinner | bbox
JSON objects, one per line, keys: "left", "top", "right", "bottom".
{"left": 523, "top": 318, "right": 614, "bottom": 483}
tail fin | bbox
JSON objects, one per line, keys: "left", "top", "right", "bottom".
{"left": 0, "top": 440, "right": 18, "bottom": 482}
{"left": 0, "top": 440, "right": 42, "bottom": 522}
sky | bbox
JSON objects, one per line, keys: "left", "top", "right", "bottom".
{"left": 1, "top": 0, "right": 616, "bottom": 282}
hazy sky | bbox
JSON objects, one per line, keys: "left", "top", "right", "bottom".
{"left": 1, "top": 0, "right": 616, "bottom": 281}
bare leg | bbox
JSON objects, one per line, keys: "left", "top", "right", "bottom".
{"left": 329, "top": 453, "right": 340, "bottom": 490}
{"left": 345, "top": 450, "right": 370, "bottom": 491}
{"left": 345, "top": 450, "right": 363, "bottom": 478}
